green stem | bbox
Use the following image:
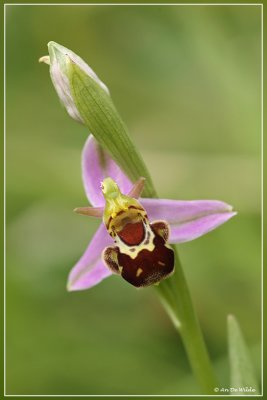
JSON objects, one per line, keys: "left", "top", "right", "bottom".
{"left": 157, "top": 249, "right": 219, "bottom": 393}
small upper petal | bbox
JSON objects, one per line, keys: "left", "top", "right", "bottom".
{"left": 140, "top": 198, "right": 236, "bottom": 243}
{"left": 67, "top": 223, "right": 113, "bottom": 291}
{"left": 82, "top": 135, "right": 132, "bottom": 207}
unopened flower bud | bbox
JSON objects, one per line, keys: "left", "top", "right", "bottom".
{"left": 39, "top": 41, "right": 109, "bottom": 123}
{"left": 40, "top": 41, "right": 155, "bottom": 195}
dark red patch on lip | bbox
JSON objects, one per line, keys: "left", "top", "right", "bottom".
{"left": 117, "top": 226, "right": 174, "bottom": 287}
{"left": 118, "top": 221, "right": 145, "bottom": 246}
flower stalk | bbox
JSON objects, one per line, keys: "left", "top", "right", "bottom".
{"left": 41, "top": 41, "right": 225, "bottom": 393}
{"left": 157, "top": 254, "right": 219, "bottom": 393}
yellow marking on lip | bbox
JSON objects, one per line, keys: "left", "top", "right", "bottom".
{"left": 136, "top": 268, "right": 143, "bottom": 277}
{"left": 118, "top": 266, "right": 123, "bottom": 273}
{"left": 158, "top": 261, "right": 165, "bottom": 266}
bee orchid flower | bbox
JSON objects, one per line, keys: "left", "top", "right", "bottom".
{"left": 68, "top": 135, "right": 236, "bottom": 291}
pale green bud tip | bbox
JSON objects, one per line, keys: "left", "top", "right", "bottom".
{"left": 41, "top": 41, "right": 110, "bottom": 123}
{"left": 47, "top": 41, "right": 109, "bottom": 94}
{"left": 39, "top": 55, "right": 50, "bottom": 65}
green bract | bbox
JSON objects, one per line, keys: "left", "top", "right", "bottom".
{"left": 69, "top": 64, "right": 155, "bottom": 196}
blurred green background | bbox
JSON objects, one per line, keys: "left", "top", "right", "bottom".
{"left": 6, "top": 4, "right": 261, "bottom": 395}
